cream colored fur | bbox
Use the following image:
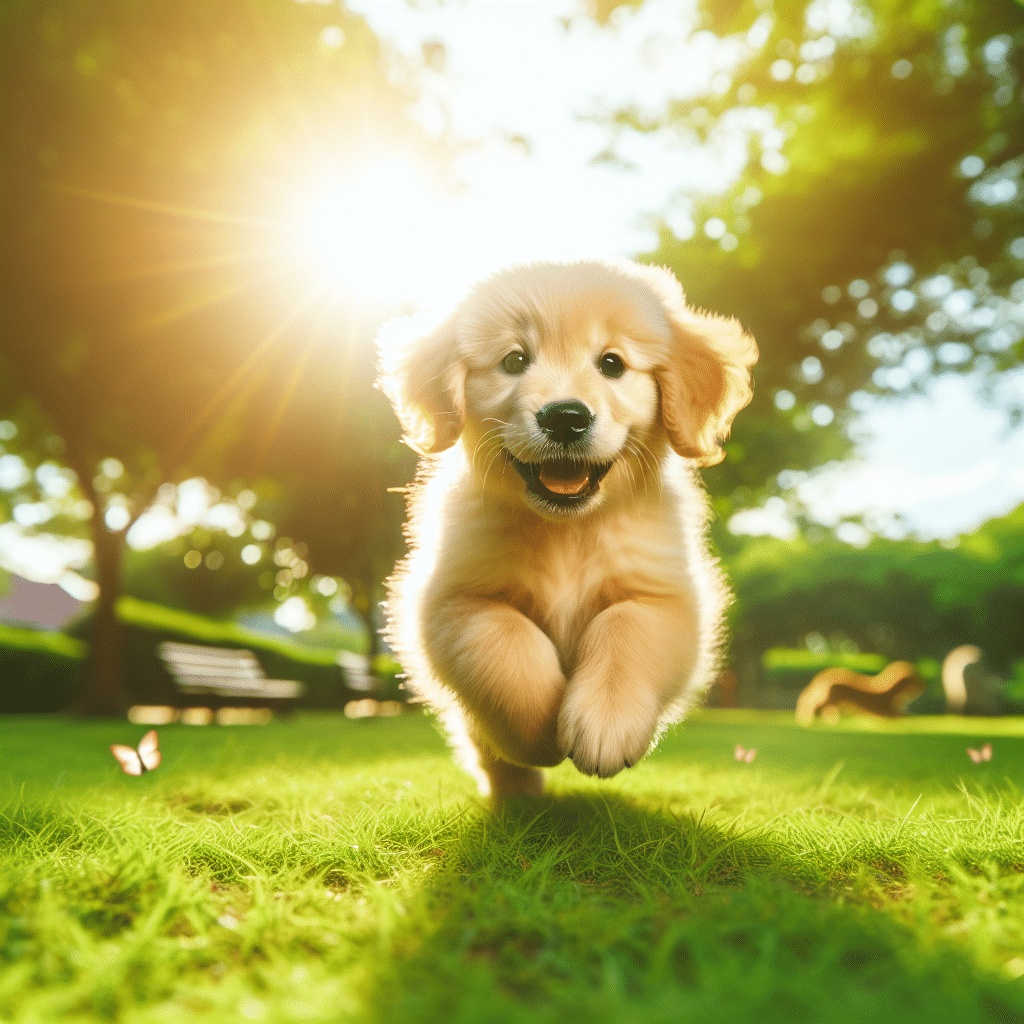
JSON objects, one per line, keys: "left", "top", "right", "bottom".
{"left": 377, "top": 259, "right": 757, "bottom": 802}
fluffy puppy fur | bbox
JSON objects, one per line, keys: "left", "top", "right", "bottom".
{"left": 377, "top": 259, "right": 756, "bottom": 801}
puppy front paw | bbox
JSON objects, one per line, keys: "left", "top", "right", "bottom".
{"left": 556, "top": 681, "right": 659, "bottom": 778}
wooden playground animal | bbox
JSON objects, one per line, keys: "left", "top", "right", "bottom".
{"left": 941, "top": 645, "right": 981, "bottom": 713}
{"left": 796, "top": 661, "right": 925, "bottom": 725}
{"left": 941, "top": 645, "right": 1006, "bottom": 715}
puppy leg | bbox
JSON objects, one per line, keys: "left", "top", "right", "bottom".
{"left": 557, "top": 599, "right": 697, "bottom": 778}
{"left": 477, "top": 745, "right": 545, "bottom": 805}
{"left": 438, "top": 705, "right": 544, "bottom": 803}
{"left": 426, "top": 597, "right": 567, "bottom": 769}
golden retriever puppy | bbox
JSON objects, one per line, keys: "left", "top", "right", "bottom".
{"left": 377, "top": 259, "right": 756, "bottom": 801}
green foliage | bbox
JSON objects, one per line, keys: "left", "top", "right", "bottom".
{"left": 5, "top": 711, "right": 1024, "bottom": 1021}
{"left": 0, "top": 623, "right": 87, "bottom": 659}
{"left": 762, "top": 647, "right": 888, "bottom": 689}
{"left": 0, "top": 0, "right": 426, "bottom": 710}
{"left": 123, "top": 533, "right": 278, "bottom": 620}
{"left": 762, "top": 648, "right": 888, "bottom": 674}
{"left": 599, "top": 0, "right": 1024, "bottom": 514}
{"left": 726, "top": 500, "right": 1024, "bottom": 677}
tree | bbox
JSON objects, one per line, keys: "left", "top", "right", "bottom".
{"left": 0, "top": 1, "right": 427, "bottom": 712}
{"left": 724, "top": 499, "right": 1024, "bottom": 701}
{"left": 593, "top": 0, "right": 1023, "bottom": 521}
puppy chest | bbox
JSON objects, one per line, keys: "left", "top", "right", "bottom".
{"left": 504, "top": 541, "right": 618, "bottom": 663}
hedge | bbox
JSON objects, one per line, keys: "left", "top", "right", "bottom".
{"left": 0, "top": 624, "right": 87, "bottom": 713}
{"left": 1, "top": 598, "right": 400, "bottom": 713}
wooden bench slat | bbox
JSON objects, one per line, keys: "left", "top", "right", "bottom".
{"left": 163, "top": 651, "right": 261, "bottom": 665}
{"left": 164, "top": 657, "right": 262, "bottom": 672}
{"left": 164, "top": 665, "right": 267, "bottom": 680}
{"left": 160, "top": 644, "right": 262, "bottom": 666}
{"left": 177, "top": 680, "right": 304, "bottom": 698}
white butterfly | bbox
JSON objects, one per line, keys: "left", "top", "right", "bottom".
{"left": 966, "top": 743, "right": 992, "bottom": 764}
{"left": 734, "top": 745, "right": 757, "bottom": 763}
{"left": 111, "top": 729, "right": 162, "bottom": 775}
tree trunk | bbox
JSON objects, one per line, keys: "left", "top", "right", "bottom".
{"left": 76, "top": 521, "right": 128, "bottom": 716}
{"left": 361, "top": 575, "right": 382, "bottom": 685}
{"left": 731, "top": 631, "right": 766, "bottom": 710}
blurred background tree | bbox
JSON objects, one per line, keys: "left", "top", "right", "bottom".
{"left": 0, "top": 0, "right": 427, "bottom": 713}
{"left": 594, "top": 0, "right": 1023, "bottom": 526}
{"left": 727, "top": 501, "right": 1024, "bottom": 697}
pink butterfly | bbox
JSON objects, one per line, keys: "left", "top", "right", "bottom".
{"left": 966, "top": 743, "right": 992, "bottom": 764}
{"left": 734, "top": 745, "right": 757, "bottom": 763}
{"left": 111, "top": 730, "right": 161, "bottom": 775}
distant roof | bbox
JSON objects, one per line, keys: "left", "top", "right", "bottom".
{"left": 0, "top": 574, "right": 85, "bottom": 632}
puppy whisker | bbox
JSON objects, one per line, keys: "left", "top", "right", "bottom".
{"left": 470, "top": 423, "right": 506, "bottom": 466}
{"left": 628, "top": 437, "right": 663, "bottom": 502}
{"left": 619, "top": 446, "right": 641, "bottom": 503}
{"left": 479, "top": 437, "right": 508, "bottom": 498}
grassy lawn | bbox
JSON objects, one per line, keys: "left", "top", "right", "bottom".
{"left": 3, "top": 710, "right": 1024, "bottom": 1023}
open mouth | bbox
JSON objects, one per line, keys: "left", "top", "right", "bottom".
{"left": 510, "top": 455, "right": 613, "bottom": 508}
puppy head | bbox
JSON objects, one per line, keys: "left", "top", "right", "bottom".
{"left": 376, "top": 260, "right": 757, "bottom": 517}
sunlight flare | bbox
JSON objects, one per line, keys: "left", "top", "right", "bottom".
{"left": 284, "top": 158, "right": 452, "bottom": 303}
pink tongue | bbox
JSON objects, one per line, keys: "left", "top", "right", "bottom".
{"left": 539, "top": 467, "right": 590, "bottom": 495}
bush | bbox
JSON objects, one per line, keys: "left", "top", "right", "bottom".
{"left": 762, "top": 648, "right": 888, "bottom": 691}
{"left": 0, "top": 624, "right": 86, "bottom": 712}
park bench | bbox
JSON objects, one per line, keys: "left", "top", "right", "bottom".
{"left": 157, "top": 641, "right": 306, "bottom": 711}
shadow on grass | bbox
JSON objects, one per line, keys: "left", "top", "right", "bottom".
{"left": 359, "top": 792, "right": 1024, "bottom": 1024}
{"left": 446, "top": 792, "right": 789, "bottom": 891}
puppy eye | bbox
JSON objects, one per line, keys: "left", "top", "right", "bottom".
{"left": 501, "top": 351, "right": 530, "bottom": 375}
{"left": 598, "top": 352, "right": 625, "bottom": 379}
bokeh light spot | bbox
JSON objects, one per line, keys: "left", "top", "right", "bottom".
{"left": 241, "top": 544, "right": 262, "bottom": 565}
{"left": 801, "top": 356, "right": 824, "bottom": 383}
{"left": 811, "top": 403, "right": 835, "bottom": 426}
{"left": 703, "top": 217, "right": 726, "bottom": 239}
{"left": 960, "top": 155, "right": 984, "bottom": 178}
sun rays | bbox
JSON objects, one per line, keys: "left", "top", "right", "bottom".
{"left": 51, "top": 159, "right": 440, "bottom": 468}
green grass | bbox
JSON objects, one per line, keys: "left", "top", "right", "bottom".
{"left": 3, "top": 710, "right": 1024, "bottom": 1023}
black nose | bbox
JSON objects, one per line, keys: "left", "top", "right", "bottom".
{"left": 536, "top": 401, "right": 593, "bottom": 446}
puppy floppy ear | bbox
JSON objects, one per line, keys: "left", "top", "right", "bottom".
{"left": 376, "top": 311, "right": 467, "bottom": 455}
{"left": 653, "top": 287, "right": 758, "bottom": 467}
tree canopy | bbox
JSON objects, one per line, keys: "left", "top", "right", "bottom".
{"left": 0, "top": 0, "right": 426, "bottom": 710}
{"left": 596, "top": 0, "right": 1023, "bottom": 520}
